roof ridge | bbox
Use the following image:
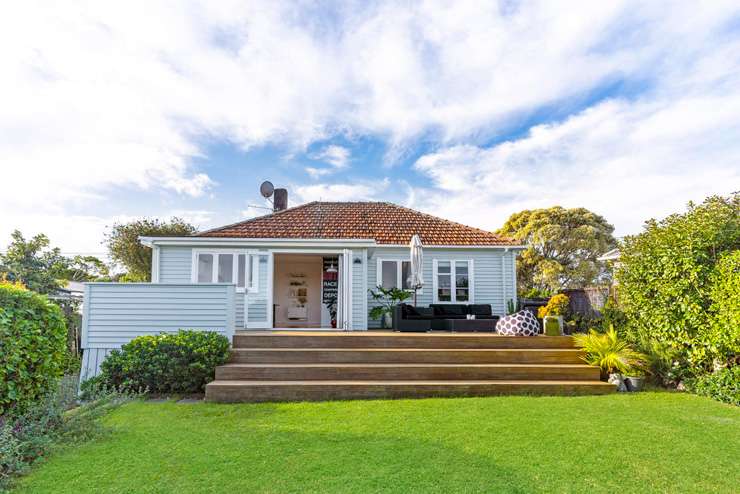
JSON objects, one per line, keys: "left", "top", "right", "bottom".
{"left": 194, "top": 201, "right": 319, "bottom": 237}
{"left": 384, "top": 202, "right": 514, "bottom": 242}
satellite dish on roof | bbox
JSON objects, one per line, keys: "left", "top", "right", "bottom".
{"left": 260, "top": 181, "right": 275, "bottom": 198}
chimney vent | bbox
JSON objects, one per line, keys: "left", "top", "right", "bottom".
{"left": 273, "top": 188, "right": 288, "bottom": 212}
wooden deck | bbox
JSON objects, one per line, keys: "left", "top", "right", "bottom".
{"left": 205, "top": 331, "right": 614, "bottom": 402}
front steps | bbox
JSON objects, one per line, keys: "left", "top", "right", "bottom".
{"left": 205, "top": 331, "right": 614, "bottom": 403}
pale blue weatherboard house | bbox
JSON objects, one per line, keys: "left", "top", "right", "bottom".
{"left": 80, "top": 201, "right": 522, "bottom": 381}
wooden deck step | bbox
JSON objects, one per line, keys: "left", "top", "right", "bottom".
{"left": 233, "top": 332, "right": 575, "bottom": 349}
{"left": 229, "top": 348, "right": 585, "bottom": 364}
{"left": 216, "top": 363, "right": 600, "bottom": 381}
{"left": 205, "top": 379, "right": 615, "bottom": 403}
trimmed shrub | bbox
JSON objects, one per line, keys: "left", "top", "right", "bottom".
{"left": 0, "top": 281, "right": 67, "bottom": 415}
{"left": 617, "top": 193, "right": 740, "bottom": 380}
{"left": 98, "top": 330, "right": 230, "bottom": 394}
{"left": 685, "top": 367, "right": 740, "bottom": 406}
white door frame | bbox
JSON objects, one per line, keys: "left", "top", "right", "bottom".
{"left": 244, "top": 252, "right": 274, "bottom": 329}
{"left": 262, "top": 249, "right": 350, "bottom": 331}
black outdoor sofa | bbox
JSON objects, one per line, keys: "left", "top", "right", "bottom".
{"left": 392, "top": 303, "right": 500, "bottom": 332}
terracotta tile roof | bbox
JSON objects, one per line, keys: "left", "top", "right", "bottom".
{"left": 196, "top": 202, "right": 517, "bottom": 246}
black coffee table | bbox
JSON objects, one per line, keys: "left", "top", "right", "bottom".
{"left": 432, "top": 318, "right": 498, "bottom": 332}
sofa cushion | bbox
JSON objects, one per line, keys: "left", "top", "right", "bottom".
{"left": 468, "top": 304, "right": 493, "bottom": 317}
{"left": 495, "top": 310, "right": 540, "bottom": 336}
{"left": 400, "top": 305, "right": 433, "bottom": 320}
{"left": 430, "top": 304, "right": 468, "bottom": 317}
{"left": 401, "top": 304, "right": 420, "bottom": 318}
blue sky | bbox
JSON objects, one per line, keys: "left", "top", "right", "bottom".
{"left": 2, "top": 1, "right": 740, "bottom": 254}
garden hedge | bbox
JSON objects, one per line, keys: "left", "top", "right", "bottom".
{"left": 0, "top": 281, "right": 67, "bottom": 415}
{"left": 709, "top": 251, "right": 740, "bottom": 362}
{"left": 98, "top": 330, "right": 230, "bottom": 394}
{"left": 617, "top": 193, "right": 739, "bottom": 381}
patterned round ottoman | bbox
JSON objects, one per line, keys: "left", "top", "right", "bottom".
{"left": 495, "top": 310, "right": 540, "bottom": 336}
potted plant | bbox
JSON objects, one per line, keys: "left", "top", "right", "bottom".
{"left": 369, "top": 286, "right": 412, "bottom": 329}
{"left": 538, "top": 294, "right": 570, "bottom": 335}
{"left": 573, "top": 326, "right": 647, "bottom": 392}
{"left": 624, "top": 368, "right": 646, "bottom": 392}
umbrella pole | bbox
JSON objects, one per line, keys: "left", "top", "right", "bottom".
{"left": 414, "top": 288, "right": 418, "bottom": 306}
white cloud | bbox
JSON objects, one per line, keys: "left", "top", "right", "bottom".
{"left": 1, "top": 0, "right": 739, "bottom": 248}
{"left": 293, "top": 179, "right": 391, "bottom": 203}
{"left": 412, "top": 93, "right": 740, "bottom": 235}
{"left": 306, "top": 145, "right": 351, "bottom": 178}
{"left": 168, "top": 210, "right": 214, "bottom": 228}
{"left": 311, "top": 145, "right": 351, "bottom": 168}
{"left": 305, "top": 166, "right": 333, "bottom": 179}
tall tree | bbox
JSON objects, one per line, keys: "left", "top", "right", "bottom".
{"left": 497, "top": 206, "right": 617, "bottom": 294}
{"left": 0, "top": 230, "right": 69, "bottom": 294}
{"left": 61, "top": 255, "right": 111, "bottom": 282}
{"left": 104, "top": 218, "right": 198, "bottom": 281}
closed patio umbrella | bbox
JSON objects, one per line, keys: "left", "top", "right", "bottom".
{"left": 409, "top": 234, "right": 424, "bottom": 306}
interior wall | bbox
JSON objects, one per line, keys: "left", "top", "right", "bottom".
{"left": 274, "top": 255, "right": 324, "bottom": 328}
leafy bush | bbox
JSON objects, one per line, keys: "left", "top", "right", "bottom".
{"left": 708, "top": 251, "right": 740, "bottom": 364}
{"left": 617, "top": 193, "right": 740, "bottom": 380}
{"left": 98, "top": 330, "right": 230, "bottom": 394}
{"left": 599, "top": 297, "right": 627, "bottom": 332}
{"left": 685, "top": 367, "right": 740, "bottom": 406}
{"left": 573, "top": 327, "right": 648, "bottom": 378}
{"left": 520, "top": 287, "right": 551, "bottom": 299}
{"left": 0, "top": 281, "right": 67, "bottom": 415}
{"left": 0, "top": 376, "right": 137, "bottom": 490}
{"left": 537, "top": 294, "right": 569, "bottom": 318}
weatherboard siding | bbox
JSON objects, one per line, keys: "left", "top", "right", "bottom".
{"left": 158, "top": 245, "right": 192, "bottom": 283}
{"left": 367, "top": 247, "right": 517, "bottom": 328}
{"left": 80, "top": 282, "right": 235, "bottom": 381}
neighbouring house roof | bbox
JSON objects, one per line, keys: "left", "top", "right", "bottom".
{"left": 597, "top": 248, "right": 621, "bottom": 261}
{"left": 195, "top": 201, "right": 519, "bottom": 246}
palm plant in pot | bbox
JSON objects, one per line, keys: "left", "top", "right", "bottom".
{"left": 369, "top": 286, "right": 412, "bottom": 329}
{"left": 573, "top": 326, "right": 647, "bottom": 391}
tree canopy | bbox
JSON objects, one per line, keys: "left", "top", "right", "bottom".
{"left": 0, "top": 231, "right": 111, "bottom": 293}
{"left": 0, "top": 231, "right": 69, "bottom": 294}
{"left": 104, "top": 218, "right": 198, "bottom": 281}
{"left": 497, "top": 206, "right": 616, "bottom": 294}
{"left": 61, "top": 255, "right": 111, "bottom": 282}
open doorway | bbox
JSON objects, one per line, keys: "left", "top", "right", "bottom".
{"left": 272, "top": 254, "right": 338, "bottom": 329}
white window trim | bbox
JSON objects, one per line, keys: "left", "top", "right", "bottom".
{"left": 375, "top": 258, "right": 422, "bottom": 293}
{"left": 432, "top": 259, "right": 474, "bottom": 304}
{"left": 191, "top": 249, "right": 259, "bottom": 293}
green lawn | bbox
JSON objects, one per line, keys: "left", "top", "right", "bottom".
{"left": 14, "top": 392, "right": 740, "bottom": 493}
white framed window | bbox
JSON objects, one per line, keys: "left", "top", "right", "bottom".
{"left": 192, "top": 250, "right": 257, "bottom": 292}
{"left": 433, "top": 259, "right": 473, "bottom": 303}
{"left": 376, "top": 259, "right": 417, "bottom": 291}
